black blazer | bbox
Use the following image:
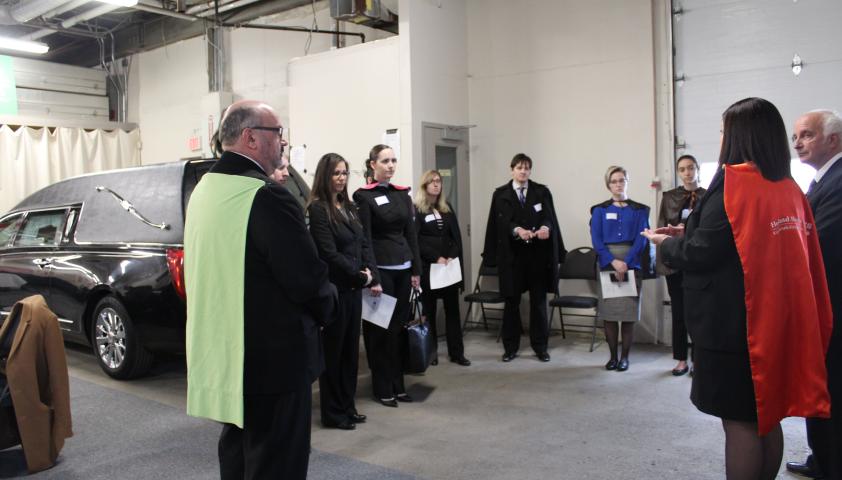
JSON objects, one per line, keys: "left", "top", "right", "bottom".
{"left": 353, "top": 184, "right": 422, "bottom": 275}
{"left": 482, "top": 180, "right": 566, "bottom": 296}
{"left": 808, "top": 158, "right": 842, "bottom": 368}
{"left": 661, "top": 171, "right": 747, "bottom": 352}
{"left": 414, "top": 204, "right": 464, "bottom": 290}
{"left": 210, "top": 152, "right": 337, "bottom": 394}
{"left": 307, "top": 201, "right": 380, "bottom": 292}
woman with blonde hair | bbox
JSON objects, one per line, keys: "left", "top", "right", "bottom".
{"left": 590, "top": 166, "right": 651, "bottom": 372}
{"left": 414, "top": 170, "right": 469, "bottom": 366}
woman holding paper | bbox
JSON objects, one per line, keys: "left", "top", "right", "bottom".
{"left": 307, "top": 153, "right": 380, "bottom": 430}
{"left": 354, "top": 144, "right": 422, "bottom": 407}
{"left": 414, "top": 170, "right": 470, "bottom": 366}
{"left": 589, "top": 166, "right": 651, "bottom": 372}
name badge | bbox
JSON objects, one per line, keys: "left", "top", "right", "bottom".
{"left": 375, "top": 195, "right": 390, "bottom": 206}
{"left": 533, "top": 203, "right": 542, "bottom": 212}
{"left": 681, "top": 208, "right": 691, "bottom": 220}
{"left": 425, "top": 214, "right": 436, "bottom": 223}
{"left": 606, "top": 212, "right": 618, "bottom": 220}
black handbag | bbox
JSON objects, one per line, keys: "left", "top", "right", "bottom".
{"left": 403, "top": 288, "right": 435, "bottom": 374}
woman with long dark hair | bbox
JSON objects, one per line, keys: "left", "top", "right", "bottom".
{"left": 414, "top": 169, "right": 469, "bottom": 366}
{"left": 656, "top": 154, "right": 706, "bottom": 376}
{"left": 307, "top": 153, "right": 379, "bottom": 429}
{"left": 353, "top": 144, "right": 421, "bottom": 407}
{"left": 644, "top": 97, "right": 832, "bottom": 479}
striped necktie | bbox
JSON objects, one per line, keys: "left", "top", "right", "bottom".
{"left": 517, "top": 186, "right": 525, "bottom": 206}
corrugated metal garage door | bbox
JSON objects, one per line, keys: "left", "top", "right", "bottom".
{"left": 673, "top": 0, "right": 842, "bottom": 189}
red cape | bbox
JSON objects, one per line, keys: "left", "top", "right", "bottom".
{"left": 723, "top": 163, "right": 832, "bottom": 435}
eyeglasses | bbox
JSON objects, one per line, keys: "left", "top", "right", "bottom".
{"left": 248, "top": 126, "right": 284, "bottom": 138}
{"left": 332, "top": 171, "right": 350, "bottom": 177}
{"left": 609, "top": 179, "right": 627, "bottom": 185}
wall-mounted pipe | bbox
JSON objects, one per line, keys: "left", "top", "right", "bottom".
{"left": 219, "top": 22, "right": 365, "bottom": 43}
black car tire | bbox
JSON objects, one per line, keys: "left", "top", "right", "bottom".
{"left": 91, "top": 296, "right": 153, "bottom": 379}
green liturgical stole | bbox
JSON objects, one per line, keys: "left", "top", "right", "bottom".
{"left": 184, "top": 173, "right": 263, "bottom": 427}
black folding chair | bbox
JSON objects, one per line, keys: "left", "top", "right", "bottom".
{"left": 462, "top": 259, "right": 505, "bottom": 338}
{"left": 549, "top": 246, "right": 601, "bottom": 352}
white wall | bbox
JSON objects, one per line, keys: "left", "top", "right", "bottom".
{"left": 466, "top": 0, "right": 660, "bottom": 339}
{"left": 133, "top": 0, "right": 394, "bottom": 165}
{"left": 288, "top": 36, "right": 402, "bottom": 190}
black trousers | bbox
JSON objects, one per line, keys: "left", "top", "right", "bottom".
{"left": 421, "top": 283, "right": 464, "bottom": 359}
{"left": 666, "top": 272, "right": 691, "bottom": 362}
{"left": 363, "top": 268, "right": 410, "bottom": 399}
{"left": 501, "top": 248, "right": 549, "bottom": 355}
{"left": 218, "top": 389, "right": 312, "bottom": 480}
{"left": 319, "top": 288, "right": 362, "bottom": 425}
{"left": 806, "top": 341, "right": 841, "bottom": 479}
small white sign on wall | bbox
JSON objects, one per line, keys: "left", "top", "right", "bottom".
{"left": 382, "top": 129, "right": 400, "bottom": 159}
{"left": 290, "top": 145, "right": 306, "bottom": 172}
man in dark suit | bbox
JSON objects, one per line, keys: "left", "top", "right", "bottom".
{"left": 787, "top": 109, "right": 842, "bottom": 480}
{"left": 184, "top": 100, "right": 336, "bottom": 479}
{"left": 483, "top": 153, "right": 565, "bottom": 362}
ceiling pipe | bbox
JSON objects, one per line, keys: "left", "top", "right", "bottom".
{"left": 197, "top": 0, "right": 263, "bottom": 18}
{"left": 132, "top": 3, "right": 200, "bottom": 21}
{"left": 60, "top": 2, "right": 121, "bottom": 29}
{"left": 42, "top": 0, "right": 92, "bottom": 19}
{"left": 187, "top": 0, "right": 239, "bottom": 16}
{"left": 10, "top": 0, "right": 73, "bottom": 23}
{"left": 220, "top": 22, "right": 365, "bottom": 43}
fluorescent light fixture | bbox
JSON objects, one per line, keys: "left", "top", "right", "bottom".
{"left": 0, "top": 36, "right": 49, "bottom": 54}
{"left": 97, "top": 0, "right": 139, "bottom": 6}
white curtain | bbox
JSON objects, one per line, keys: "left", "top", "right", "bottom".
{"left": 0, "top": 125, "right": 141, "bottom": 213}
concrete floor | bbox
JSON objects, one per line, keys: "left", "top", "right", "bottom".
{"left": 65, "top": 330, "right": 811, "bottom": 480}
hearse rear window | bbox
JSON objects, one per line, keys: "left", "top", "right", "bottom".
{"left": 0, "top": 215, "right": 23, "bottom": 247}
{"left": 13, "top": 210, "right": 65, "bottom": 247}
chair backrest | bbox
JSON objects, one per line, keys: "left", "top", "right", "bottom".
{"left": 559, "top": 247, "right": 598, "bottom": 281}
{"left": 471, "top": 258, "right": 499, "bottom": 292}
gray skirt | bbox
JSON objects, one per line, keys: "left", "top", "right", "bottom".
{"left": 597, "top": 243, "right": 642, "bottom": 323}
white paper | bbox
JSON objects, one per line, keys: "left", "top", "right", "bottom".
{"left": 533, "top": 203, "right": 542, "bottom": 212}
{"left": 374, "top": 195, "right": 390, "bottom": 206}
{"left": 429, "top": 258, "right": 462, "bottom": 290}
{"left": 361, "top": 291, "right": 396, "bottom": 329}
{"left": 599, "top": 270, "right": 638, "bottom": 298}
{"left": 290, "top": 145, "right": 306, "bottom": 172}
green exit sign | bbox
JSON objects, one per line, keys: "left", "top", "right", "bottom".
{"left": 0, "top": 55, "right": 18, "bottom": 115}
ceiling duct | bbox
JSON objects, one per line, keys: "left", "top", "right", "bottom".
{"left": 330, "top": 0, "right": 397, "bottom": 34}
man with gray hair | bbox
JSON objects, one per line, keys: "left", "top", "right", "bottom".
{"left": 184, "top": 100, "right": 336, "bottom": 479}
{"left": 787, "top": 109, "right": 842, "bottom": 480}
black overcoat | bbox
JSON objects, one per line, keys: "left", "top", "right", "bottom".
{"left": 414, "top": 203, "right": 464, "bottom": 291}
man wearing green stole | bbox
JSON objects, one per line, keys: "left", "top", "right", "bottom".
{"left": 184, "top": 100, "right": 336, "bottom": 479}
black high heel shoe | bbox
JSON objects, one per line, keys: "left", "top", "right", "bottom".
{"left": 605, "top": 358, "right": 618, "bottom": 370}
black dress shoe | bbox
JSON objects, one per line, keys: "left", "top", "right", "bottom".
{"left": 396, "top": 393, "right": 413, "bottom": 403}
{"left": 605, "top": 359, "right": 618, "bottom": 370}
{"left": 536, "top": 351, "right": 550, "bottom": 362}
{"left": 431, "top": 358, "right": 438, "bottom": 366}
{"left": 450, "top": 356, "right": 471, "bottom": 366}
{"left": 502, "top": 352, "right": 518, "bottom": 362}
{"left": 349, "top": 412, "right": 367, "bottom": 423}
{"left": 617, "top": 358, "right": 629, "bottom": 372}
{"left": 671, "top": 365, "right": 689, "bottom": 376}
{"left": 378, "top": 397, "right": 398, "bottom": 407}
{"left": 323, "top": 420, "right": 356, "bottom": 430}
{"left": 786, "top": 458, "right": 823, "bottom": 479}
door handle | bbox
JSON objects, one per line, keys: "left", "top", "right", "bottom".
{"left": 33, "top": 258, "right": 53, "bottom": 268}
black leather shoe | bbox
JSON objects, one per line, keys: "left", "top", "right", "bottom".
{"left": 378, "top": 397, "right": 398, "bottom": 408}
{"left": 786, "top": 457, "right": 823, "bottom": 479}
{"left": 617, "top": 358, "right": 629, "bottom": 372}
{"left": 349, "top": 412, "right": 366, "bottom": 423}
{"left": 605, "top": 359, "right": 618, "bottom": 370}
{"left": 671, "top": 365, "right": 689, "bottom": 376}
{"left": 450, "top": 356, "right": 471, "bottom": 366}
{"left": 323, "top": 420, "right": 356, "bottom": 430}
{"left": 502, "top": 352, "right": 518, "bottom": 362}
{"left": 431, "top": 358, "right": 438, "bottom": 366}
{"left": 536, "top": 351, "right": 550, "bottom": 362}
{"left": 396, "top": 393, "right": 413, "bottom": 403}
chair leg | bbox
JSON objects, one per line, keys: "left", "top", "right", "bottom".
{"left": 462, "top": 303, "right": 474, "bottom": 332}
{"left": 589, "top": 315, "right": 597, "bottom": 352}
{"left": 479, "top": 304, "right": 489, "bottom": 331}
{"left": 560, "top": 311, "right": 566, "bottom": 339}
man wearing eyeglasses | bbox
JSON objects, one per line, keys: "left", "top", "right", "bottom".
{"left": 184, "top": 100, "right": 336, "bottom": 480}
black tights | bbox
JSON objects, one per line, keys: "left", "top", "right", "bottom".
{"left": 722, "top": 420, "right": 783, "bottom": 480}
{"left": 604, "top": 321, "right": 634, "bottom": 361}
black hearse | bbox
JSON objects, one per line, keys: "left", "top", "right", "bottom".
{"left": 0, "top": 159, "right": 309, "bottom": 379}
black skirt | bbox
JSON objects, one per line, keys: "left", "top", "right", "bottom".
{"left": 691, "top": 346, "right": 757, "bottom": 422}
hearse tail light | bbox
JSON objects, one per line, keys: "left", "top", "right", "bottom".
{"left": 166, "top": 248, "right": 186, "bottom": 300}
